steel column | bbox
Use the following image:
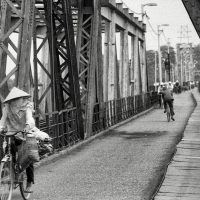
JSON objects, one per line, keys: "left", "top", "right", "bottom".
{"left": 181, "top": 0, "right": 200, "bottom": 37}
{"left": 43, "top": 0, "right": 84, "bottom": 138}
{"left": 76, "top": 0, "right": 102, "bottom": 137}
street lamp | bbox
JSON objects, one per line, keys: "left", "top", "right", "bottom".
{"left": 141, "top": 3, "right": 157, "bottom": 92}
{"left": 167, "top": 38, "right": 171, "bottom": 81}
{"left": 141, "top": 3, "right": 157, "bottom": 22}
{"left": 158, "top": 24, "right": 169, "bottom": 83}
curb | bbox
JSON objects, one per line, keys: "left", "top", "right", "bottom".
{"left": 35, "top": 106, "right": 155, "bottom": 168}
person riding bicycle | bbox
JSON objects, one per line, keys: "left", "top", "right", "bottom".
{"left": 0, "top": 87, "right": 52, "bottom": 193}
{"left": 159, "top": 86, "right": 175, "bottom": 121}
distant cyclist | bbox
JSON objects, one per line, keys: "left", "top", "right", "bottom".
{"left": 159, "top": 86, "right": 175, "bottom": 121}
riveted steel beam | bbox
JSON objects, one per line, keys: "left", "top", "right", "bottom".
{"left": 76, "top": 0, "right": 103, "bottom": 137}
{"left": 181, "top": 0, "right": 200, "bottom": 37}
{"left": 43, "top": 0, "right": 84, "bottom": 138}
{"left": 0, "top": 0, "right": 36, "bottom": 97}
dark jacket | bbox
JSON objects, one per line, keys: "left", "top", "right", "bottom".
{"left": 160, "top": 89, "right": 174, "bottom": 101}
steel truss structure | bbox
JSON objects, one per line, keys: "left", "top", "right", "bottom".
{"left": 181, "top": 0, "right": 200, "bottom": 38}
{"left": 0, "top": 0, "right": 84, "bottom": 139}
{"left": 0, "top": 0, "right": 147, "bottom": 144}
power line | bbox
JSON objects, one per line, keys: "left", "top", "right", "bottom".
{"left": 145, "top": 16, "right": 158, "bottom": 36}
{"left": 161, "top": 31, "right": 168, "bottom": 44}
{"left": 177, "top": 25, "right": 191, "bottom": 43}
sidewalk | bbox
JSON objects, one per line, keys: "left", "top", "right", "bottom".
{"left": 154, "top": 88, "right": 200, "bottom": 200}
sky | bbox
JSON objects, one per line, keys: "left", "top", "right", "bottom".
{"left": 122, "top": 0, "right": 200, "bottom": 50}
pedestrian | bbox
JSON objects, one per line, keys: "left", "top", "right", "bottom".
{"left": 0, "top": 87, "right": 52, "bottom": 193}
{"left": 167, "top": 81, "right": 174, "bottom": 92}
{"left": 174, "top": 80, "right": 180, "bottom": 93}
{"left": 157, "top": 82, "right": 164, "bottom": 108}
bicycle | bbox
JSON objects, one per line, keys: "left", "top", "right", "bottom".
{"left": 0, "top": 131, "right": 32, "bottom": 200}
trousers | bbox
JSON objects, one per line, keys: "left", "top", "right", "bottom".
{"left": 164, "top": 99, "right": 175, "bottom": 116}
{"left": 11, "top": 139, "right": 34, "bottom": 184}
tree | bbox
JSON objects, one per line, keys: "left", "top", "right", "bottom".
{"left": 146, "top": 46, "right": 176, "bottom": 88}
{"left": 160, "top": 45, "right": 176, "bottom": 65}
{"left": 160, "top": 45, "right": 176, "bottom": 81}
{"left": 192, "top": 44, "right": 200, "bottom": 70}
{"left": 146, "top": 50, "right": 157, "bottom": 89}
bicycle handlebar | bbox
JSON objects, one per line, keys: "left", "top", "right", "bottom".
{"left": 0, "top": 130, "right": 31, "bottom": 137}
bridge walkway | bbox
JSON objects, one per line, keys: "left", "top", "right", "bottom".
{"left": 12, "top": 90, "right": 195, "bottom": 200}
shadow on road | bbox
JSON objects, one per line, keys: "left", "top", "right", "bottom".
{"left": 100, "top": 130, "right": 168, "bottom": 140}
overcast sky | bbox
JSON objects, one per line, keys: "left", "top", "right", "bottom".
{"left": 122, "top": 0, "right": 200, "bottom": 50}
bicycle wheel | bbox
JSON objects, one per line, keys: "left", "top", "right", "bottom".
{"left": 19, "top": 171, "right": 31, "bottom": 200}
{"left": 0, "top": 160, "right": 13, "bottom": 200}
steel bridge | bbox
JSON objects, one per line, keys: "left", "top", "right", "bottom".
{"left": 0, "top": 0, "right": 199, "bottom": 154}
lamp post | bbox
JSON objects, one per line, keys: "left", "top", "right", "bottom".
{"left": 141, "top": 3, "right": 157, "bottom": 22}
{"left": 158, "top": 24, "right": 169, "bottom": 83}
{"left": 154, "top": 51, "right": 157, "bottom": 90}
{"left": 141, "top": 2, "right": 157, "bottom": 92}
{"left": 167, "top": 38, "right": 171, "bottom": 81}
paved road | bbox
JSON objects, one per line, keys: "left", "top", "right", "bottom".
{"left": 12, "top": 91, "right": 194, "bottom": 200}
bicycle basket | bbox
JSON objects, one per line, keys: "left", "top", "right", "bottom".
{"left": 18, "top": 134, "right": 40, "bottom": 170}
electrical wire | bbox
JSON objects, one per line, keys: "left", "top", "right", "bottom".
{"left": 116, "top": 0, "right": 168, "bottom": 49}
{"left": 145, "top": 15, "right": 169, "bottom": 46}
{"left": 145, "top": 16, "right": 158, "bottom": 36}
{"left": 161, "top": 31, "right": 169, "bottom": 44}
{"left": 144, "top": 15, "right": 159, "bottom": 47}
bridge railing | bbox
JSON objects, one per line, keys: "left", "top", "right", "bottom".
{"left": 35, "top": 107, "right": 81, "bottom": 151}
{"left": 92, "top": 92, "right": 159, "bottom": 135}
{"left": 32, "top": 92, "right": 159, "bottom": 152}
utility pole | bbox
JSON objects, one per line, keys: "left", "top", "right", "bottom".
{"left": 167, "top": 38, "right": 170, "bottom": 81}
{"left": 157, "top": 24, "right": 169, "bottom": 83}
{"left": 154, "top": 51, "right": 157, "bottom": 90}
{"left": 158, "top": 26, "right": 162, "bottom": 83}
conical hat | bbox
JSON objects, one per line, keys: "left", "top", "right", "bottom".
{"left": 4, "top": 87, "right": 31, "bottom": 103}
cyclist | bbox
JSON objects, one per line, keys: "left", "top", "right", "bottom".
{"left": 159, "top": 85, "right": 175, "bottom": 121}
{"left": 0, "top": 87, "right": 52, "bottom": 193}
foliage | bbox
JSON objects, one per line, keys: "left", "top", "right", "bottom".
{"left": 146, "top": 45, "right": 175, "bottom": 67}
{"left": 192, "top": 44, "right": 200, "bottom": 70}
{"left": 146, "top": 50, "right": 156, "bottom": 66}
{"left": 146, "top": 46, "right": 175, "bottom": 86}
{"left": 160, "top": 45, "right": 176, "bottom": 64}
{"left": 146, "top": 50, "right": 157, "bottom": 86}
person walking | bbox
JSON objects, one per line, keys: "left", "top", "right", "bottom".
{"left": 157, "top": 83, "right": 164, "bottom": 108}
{"left": 167, "top": 81, "right": 174, "bottom": 92}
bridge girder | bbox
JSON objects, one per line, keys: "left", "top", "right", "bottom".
{"left": 181, "top": 0, "right": 200, "bottom": 38}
